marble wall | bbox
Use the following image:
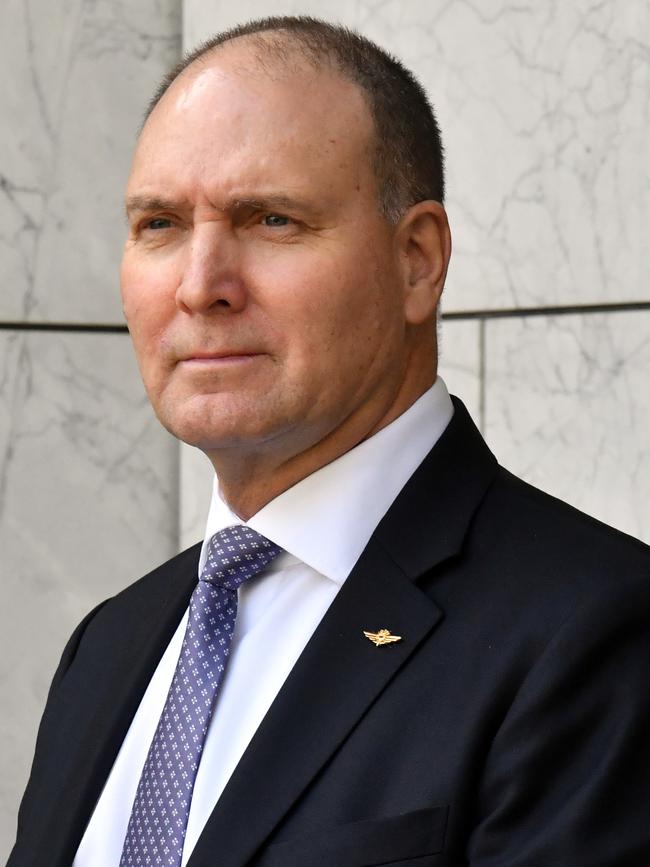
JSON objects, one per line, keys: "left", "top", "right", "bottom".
{"left": 2, "top": 0, "right": 649, "bottom": 858}
{"left": 0, "top": 0, "right": 182, "bottom": 857}
{"left": 484, "top": 311, "right": 650, "bottom": 544}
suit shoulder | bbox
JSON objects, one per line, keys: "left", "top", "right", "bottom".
{"left": 109, "top": 541, "right": 202, "bottom": 606}
{"left": 69, "top": 542, "right": 202, "bottom": 648}
{"left": 489, "top": 466, "right": 650, "bottom": 570}
{"left": 449, "top": 465, "right": 650, "bottom": 636}
{"left": 425, "top": 464, "right": 650, "bottom": 684}
{"left": 46, "top": 542, "right": 202, "bottom": 692}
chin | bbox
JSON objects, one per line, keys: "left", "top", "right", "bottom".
{"left": 161, "top": 415, "right": 259, "bottom": 451}
{"left": 154, "top": 394, "right": 278, "bottom": 452}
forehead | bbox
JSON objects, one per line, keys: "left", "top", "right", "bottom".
{"left": 129, "top": 45, "right": 376, "bottom": 202}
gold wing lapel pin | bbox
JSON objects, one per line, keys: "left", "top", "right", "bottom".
{"left": 363, "top": 628, "right": 402, "bottom": 647}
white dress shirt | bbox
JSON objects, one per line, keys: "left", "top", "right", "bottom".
{"left": 73, "top": 378, "right": 454, "bottom": 867}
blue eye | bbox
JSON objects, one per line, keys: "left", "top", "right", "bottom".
{"left": 262, "top": 214, "right": 290, "bottom": 227}
{"left": 147, "top": 218, "right": 173, "bottom": 230}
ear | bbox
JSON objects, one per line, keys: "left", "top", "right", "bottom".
{"left": 395, "top": 201, "right": 451, "bottom": 325}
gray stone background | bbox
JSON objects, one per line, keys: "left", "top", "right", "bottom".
{"left": 1, "top": 0, "right": 648, "bottom": 857}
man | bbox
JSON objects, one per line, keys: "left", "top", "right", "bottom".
{"left": 9, "top": 16, "right": 650, "bottom": 867}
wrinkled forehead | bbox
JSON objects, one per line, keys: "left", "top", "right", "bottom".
{"left": 135, "top": 45, "right": 374, "bottom": 175}
{"left": 127, "top": 46, "right": 377, "bottom": 212}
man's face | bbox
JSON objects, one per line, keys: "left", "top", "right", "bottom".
{"left": 122, "top": 47, "right": 418, "bottom": 463}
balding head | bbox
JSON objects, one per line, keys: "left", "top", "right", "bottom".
{"left": 143, "top": 16, "right": 445, "bottom": 224}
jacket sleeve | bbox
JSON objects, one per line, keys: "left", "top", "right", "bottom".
{"left": 8, "top": 600, "right": 108, "bottom": 863}
{"left": 468, "top": 572, "right": 650, "bottom": 867}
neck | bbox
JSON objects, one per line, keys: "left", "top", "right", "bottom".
{"left": 207, "top": 363, "right": 437, "bottom": 521}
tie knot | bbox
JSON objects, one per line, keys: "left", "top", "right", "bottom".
{"left": 200, "top": 525, "right": 282, "bottom": 590}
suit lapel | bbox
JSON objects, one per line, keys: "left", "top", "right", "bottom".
{"left": 188, "top": 536, "right": 442, "bottom": 867}
{"left": 374, "top": 397, "right": 499, "bottom": 578}
{"left": 189, "top": 399, "right": 498, "bottom": 866}
{"left": 40, "top": 544, "right": 201, "bottom": 867}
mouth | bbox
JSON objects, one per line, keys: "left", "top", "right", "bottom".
{"left": 178, "top": 351, "right": 264, "bottom": 367}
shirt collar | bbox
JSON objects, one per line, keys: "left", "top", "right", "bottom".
{"left": 199, "top": 377, "right": 454, "bottom": 585}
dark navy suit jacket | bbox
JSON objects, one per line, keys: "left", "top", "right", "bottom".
{"left": 9, "top": 399, "right": 650, "bottom": 866}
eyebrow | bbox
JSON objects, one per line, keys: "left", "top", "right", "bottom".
{"left": 231, "top": 195, "right": 315, "bottom": 214}
{"left": 124, "top": 193, "right": 321, "bottom": 219}
{"left": 124, "top": 195, "right": 188, "bottom": 218}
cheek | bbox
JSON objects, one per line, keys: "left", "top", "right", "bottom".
{"left": 304, "top": 259, "right": 399, "bottom": 345}
{"left": 121, "top": 257, "right": 175, "bottom": 346}
{"left": 120, "top": 268, "right": 175, "bottom": 399}
{"left": 270, "top": 257, "right": 401, "bottom": 383}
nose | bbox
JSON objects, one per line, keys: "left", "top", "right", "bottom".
{"left": 175, "top": 224, "right": 247, "bottom": 314}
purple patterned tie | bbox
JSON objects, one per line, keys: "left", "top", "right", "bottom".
{"left": 119, "top": 525, "right": 282, "bottom": 867}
